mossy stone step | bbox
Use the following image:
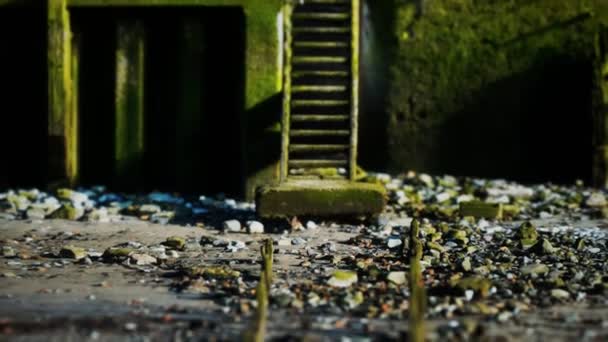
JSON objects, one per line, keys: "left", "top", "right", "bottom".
{"left": 292, "top": 70, "right": 349, "bottom": 77}
{"left": 294, "top": 41, "right": 349, "bottom": 48}
{"left": 291, "top": 114, "right": 349, "bottom": 122}
{"left": 293, "top": 13, "right": 350, "bottom": 20}
{"left": 288, "top": 159, "right": 347, "bottom": 168}
{"left": 293, "top": 27, "right": 350, "bottom": 34}
{"left": 293, "top": 56, "right": 348, "bottom": 64}
{"left": 290, "top": 129, "right": 350, "bottom": 137}
{"left": 289, "top": 144, "right": 349, "bottom": 152}
{"left": 256, "top": 180, "right": 386, "bottom": 218}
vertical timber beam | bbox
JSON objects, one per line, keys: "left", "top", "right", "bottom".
{"left": 115, "top": 20, "right": 145, "bottom": 186}
{"left": 48, "top": 0, "right": 77, "bottom": 185}
{"left": 176, "top": 18, "right": 204, "bottom": 190}
{"left": 594, "top": 24, "right": 608, "bottom": 188}
{"left": 280, "top": 2, "right": 293, "bottom": 183}
{"left": 349, "top": 0, "right": 360, "bottom": 181}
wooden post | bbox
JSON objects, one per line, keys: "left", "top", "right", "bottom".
{"left": 115, "top": 20, "right": 145, "bottom": 186}
{"left": 280, "top": 3, "right": 293, "bottom": 183}
{"left": 349, "top": 0, "right": 360, "bottom": 181}
{"left": 175, "top": 18, "right": 204, "bottom": 190}
{"left": 593, "top": 25, "right": 608, "bottom": 188}
{"left": 48, "top": 0, "right": 77, "bottom": 185}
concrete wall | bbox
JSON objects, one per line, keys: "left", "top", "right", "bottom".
{"left": 360, "top": 0, "right": 608, "bottom": 186}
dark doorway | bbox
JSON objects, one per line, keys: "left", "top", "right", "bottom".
{"left": 72, "top": 7, "right": 246, "bottom": 197}
{"left": 0, "top": 6, "right": 47, "bottom": 189}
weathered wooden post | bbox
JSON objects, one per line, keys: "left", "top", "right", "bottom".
{"left": 115, "top": 20, "right": 146, "bottom": 185}
{"left": 48, "top": 0, "right": 77, "bottom": 186}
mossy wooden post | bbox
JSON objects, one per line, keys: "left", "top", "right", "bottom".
{"left": 280, "top": 2, "right": 293, "bottom": 183}
{"left": 115, "top": 20, "right": 145, "bottom": 186}
{"left": 176, "top": 18, "right": 204, "bottom": 189}
{"left": 594, "top": 24, "right": 608, "bottom": 188}
{"left": 48, "top": 0, "right": 77, "bottom": 185}
{"left": 350, "top": 0, "right": 360, "bottom": 181}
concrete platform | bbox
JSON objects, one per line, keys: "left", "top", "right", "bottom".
{"left": 255, "top": 180, "right": 387, "bottom": 218}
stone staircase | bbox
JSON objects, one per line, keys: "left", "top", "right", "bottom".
{"left": 282, "top": 0, "right": 357, "bottom": 181}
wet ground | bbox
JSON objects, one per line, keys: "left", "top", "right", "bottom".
{"left": 1, "top": 173, "right": 608, "bottom": 341}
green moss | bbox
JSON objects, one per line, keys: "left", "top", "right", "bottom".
{"left": 386, "top": 0, "right": 605, "bottom": 175}
{"left": 256, "top": 180, "right": 387, "bottom": 218}
{"left": 187, "top": 266, "right": 241, "bottom": 279}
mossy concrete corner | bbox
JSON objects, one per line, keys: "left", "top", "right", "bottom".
{"left": 255, "top": 180, "right": 386, "bottom": 218}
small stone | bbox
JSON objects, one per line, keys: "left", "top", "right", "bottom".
{"left": 130, "top": 253, "right": 157, "bottom": 266}
{"left": 246, "top": 221, "right": 264, "bottom": 234}
{"left": 517, "top": 221, "right": 538, "bottom": 247}
{"left": 87, "top": 208, "right": 109, "bottom": 222}
{"left": 551, "top": 289, "right": 570, "bottom": 300}
{"left": 87, "top": 294, "right": 96, "bottom": 301}
{"left": 139, "top": 204, "right": 161, "bottom": 214}
{"left": 277, "top": 238, "right": 291, "bottom": 247}
{"left": 328, "top": 270, "right": 358, "bottom": 288}
{"left": 187, "top": 266, "right": 240, "bottom": 279}
{"left": 461, "top": 257, "right": 472, "bottom": 272}
{"left": 465, "top": 290, "right": 474, "bottom": 301}
{"left": 451, "top": 276, "right": 492, "bottom": 298}
{"left": 306, "top": 221, "right": 318, "bottom": 230}
{"left": 150, "top": 211, "right": 174, "bottom": 225}
{"left": 59, "top": 246, "right": 87, "bottom": 260}
{"left": 168, "top": 250, "right": 180, "bottom": 258}
{"left": 387, "top": 271, "right": 407, "bottom": 285}
{"left": 103, "top": 247, "right": 133, "bottom": 260}
{"left": 586, "top": 193, "right": 606, "bottom": 207}
{"left": 56, "top": 188, "right": 88, "bottom": 205}
{"left": 459, "top": 201, "right": 503, "bottom": 219}
{"left": 226, "top": 240, "right": 246, "bottom": 252}
{"left": 427, "top": 241, "right": 445, "bottom": 252}
{"left": 2, "top": 246, "right": 16, "bottom": 258}
{"left": 387, "top": 237, "right": 402, "bottom": 249}
{"left": 124, "top": 322, "right": 137, "bottom": 332}
{"left": 223, "top": 220, "right": 242, "bottom": 233}
{"left": 521, "top": 263, "right": 549, "bottom": 276}
{"left": 49, "top": 204, "right": 84, "bottom": 220}
{"left": 532, "top": 238, "right": 556, "bottom": 255}
{"left": 446, "top": 229, "right": 469, "bottom": 245}
{"left": 292, "top": 237, "right": 307, "bottom": 246}
{"left": 26, "top": 208, "right": 46, "bottom": 220}
{"left": 163, "top": 236, "right": 186, "bottom": 250}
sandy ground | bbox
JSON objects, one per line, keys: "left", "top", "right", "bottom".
{"left": 1, "top": 217, "right": 607, "bottom": 341}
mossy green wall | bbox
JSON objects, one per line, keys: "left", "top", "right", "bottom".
{"left": 375, "top": 0, "right": 608, "bottom": 184}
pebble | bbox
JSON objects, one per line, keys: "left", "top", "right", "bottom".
{"left": 130, "top": 253, "right": 157, "bottom": 266}
{"left": 586, "top": 193, "right": 606, "bottom": 207}
{"left": 246, "top": 221, "right": 264, "bottom": 234}
{"left": 387, "top": 237, "right": 402, "bottom": 249}
{"left": 551, "top": 289, "right": 570, "bottom": 300}
{"left": 59, "top": 246, "right": 87, "bottom": 260}
{"left": 226, "top": 240, "right": 246, "bottom": 253}
{"left": 163, "top": 236, "right": 186, "bottom": 250}
{"left": 2, "top": 246, "right": 16, "bottom": 258}
{"left": 327, "top": 270, "right": 358, "bottom": 288}
{"left": 223, "top": 220, "right": 242, "bottom": 233}
{"left": 306, "top": 221, "right": 318, "bottom": 230}
{"left": 521, "top": 263, "right": 549, "bottom": 276}
{"left": 387, "top": 271, "right": 407, "bottom": 285}
{"left": 277, "top": 238, "right": 292, "bottom": 247}
{"left": 461, "top": 257, "right": 472, "bottom": 272}
{"left": 292, "top": 237, "right": 307, "bottom": 246}
{"left": 139, "top": 204, "right": 161, "bottom": 214}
